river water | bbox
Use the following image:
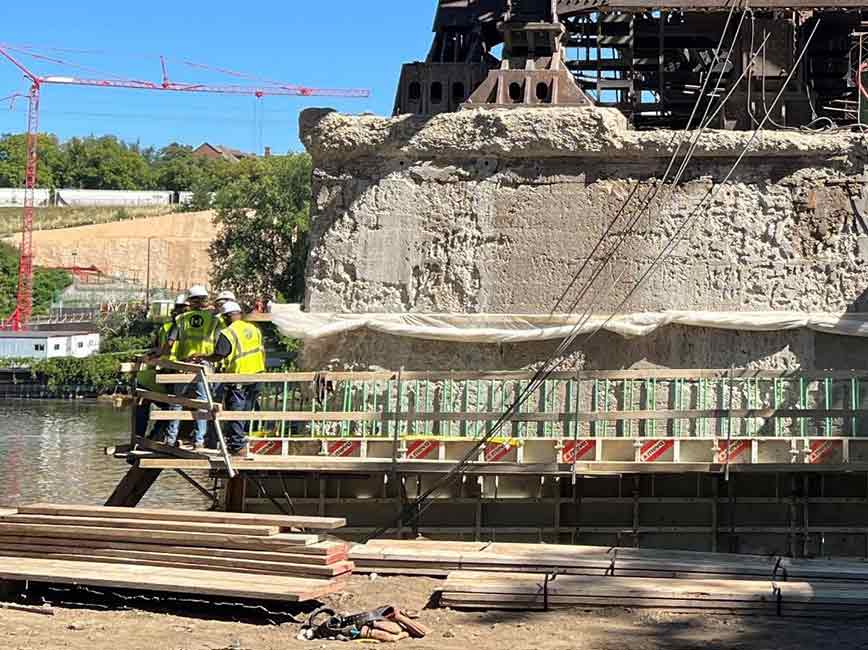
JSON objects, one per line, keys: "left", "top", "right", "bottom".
{"left": 0, "top": 401, "right": 210, "bottom": 509}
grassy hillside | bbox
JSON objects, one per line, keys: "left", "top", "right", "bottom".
{"left": 0, "top": 206, "right": 171, "bottom": 237}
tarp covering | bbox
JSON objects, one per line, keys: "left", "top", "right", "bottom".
{"left": 269, "top": 305, "right": 868, "bottom": 343}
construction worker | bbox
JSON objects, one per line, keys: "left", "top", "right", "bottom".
{"left": 162, "top": 285, "right": 223, "bottom": 450}
{"left": 214, "top": 290, "right": 237, "bottom": 314}
{"left": 196, "top": 301, "right": 265, "bottom": 457}
{"left": 134, "top": 294, "right": 189, "bottom": 439}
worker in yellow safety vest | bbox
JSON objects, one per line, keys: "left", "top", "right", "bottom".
{"left": 161, "top": 285, "right": 223, "bottom": 450}
{"left": 134, "top": 294, "right": 189, "bottom": 439}
{"left": 196, "top": 300, "right": 266, "bottom": 457}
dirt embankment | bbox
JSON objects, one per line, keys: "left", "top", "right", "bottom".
{"left": 2, "top": 575, "right": 868, "bottom": 650}
{"left": 2, "top": 210, "right": 219, "bottom": 288}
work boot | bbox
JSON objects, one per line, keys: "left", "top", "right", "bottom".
{"left": 194, "top": 442, "right": 206, "bottom": 452}
{"left": 230, "top": 444, "right": 251, "bottom": 458}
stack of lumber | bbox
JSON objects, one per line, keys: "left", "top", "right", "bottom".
{"left": 353, "top": 540, "right": 868, "bottom": 616}
{"left": 440, "top": 571, "right": 868, "bottom": 616}
{"left": 0, "top": 504, "right": 353, "bottom": 602}
{"left": 352, "top": 539, "right": 868, "bottom": 583}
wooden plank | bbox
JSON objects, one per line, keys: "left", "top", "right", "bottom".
{"left": 136, "top": 389, "right": 211, "bottom": 411}
{"left": 0, "top": 544, "right": 354, "bottom": 578}
{"left": 0, "top": 535, "right": 348, "bottom": 565}
{"left": 132, "top": 455, "right": 868, "bottom": 476}
{"left": 154, "top": 368, "right": 868, "bottom": 385}
{"left": 0, "top": 509, "right": 17, "bottom": 517}
{"left": 0, "top": 523, "right": 321, "bottom": 550}
{"left": 0, "top": 555, "right": 338, "bottom": 602}
{"left": 148, "top": 407, "right": 868, "bottom": 423}
{"left": 134, "top": 437, "right": 207, "bottom": 460}
{"left": 20, "top": 503, "right": 346, "bottom": 531}
{"left": 0, "top": 514, "right": 280, "bottom": 537}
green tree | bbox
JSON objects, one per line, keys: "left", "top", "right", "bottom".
{"left": 209, "top": 154, "right": 312, "bottom": 305}
{"left": 0, "top": 241, "right": 73, "bottom": 319}
{"left": 0, "top": 133, "right": 66, "bottom": 188}
{"left": 62, "top": 136, "right": 153, "bottom": 190}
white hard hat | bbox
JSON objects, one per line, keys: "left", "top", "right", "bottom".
{"left": 221, "top": 301, "right": 242, "bottom": 315}
{"left": 174, "top": 294, "right": 189, "bottom": 306}
{"left": 188, "top": 285, "right": 209, "bottom": 299}
{"left": 216, "top": 290, "right": 236, "bottom": 302}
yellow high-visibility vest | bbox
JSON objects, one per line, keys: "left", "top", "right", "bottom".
{"left": 174, "top": 309, "right": 222, "bottom": 360}
{"left": 158, "top": 321, "right": 177, "bottom": 361}
{"left": 222, "top": 320, "right": 266, "bottom": 374}
{"left": 137, "top": 320, "right": 177, "bottom": 393}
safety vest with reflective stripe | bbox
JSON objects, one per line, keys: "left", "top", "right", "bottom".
{"left": 222, "top": 320, "right": 266, "bottom": 374}
{"left": 137, "top": 322, "right": 176, "bottom": 393}
{"left": 174, "top": 309, "right": 222, "bottom": 360}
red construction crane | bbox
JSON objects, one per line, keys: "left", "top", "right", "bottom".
{"left": 0, "top": 45, "right": 369, "bottom": 330}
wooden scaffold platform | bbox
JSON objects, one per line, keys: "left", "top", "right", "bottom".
{"left": 111, "top": 365, "right": 868, "bottom": 556}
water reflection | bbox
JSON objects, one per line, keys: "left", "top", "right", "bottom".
{"left": 0, "top": 401, "right": 210, "bottom": 509}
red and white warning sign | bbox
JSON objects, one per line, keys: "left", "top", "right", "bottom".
{"left": 405, "top": 439, "right": 440, "bottom": 460}
{"left": 562, "top": 440, "right": 597, "bottom": 463}
{"left": 639, "top": 439, "right": 674, "bottom": 463}
{"left": 484, "top": 441, "right": 516, "bottom": 463}
{"left": 807, "top": 439, "right": 843, "bottom": 464}
{"left": 714, "top": 439, "right": 751, "bottom": 464}
{"left": 327, "top": 440, "right": 362, "bottom": 457}
{"left": 249, "top": 440, "right": 282, "bottom": 456}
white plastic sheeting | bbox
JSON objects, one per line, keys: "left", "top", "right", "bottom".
{"left": 269, "top": 304, "right": 868, "bottom": 343}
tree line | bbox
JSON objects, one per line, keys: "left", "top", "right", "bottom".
{"left": 0, "top": 131, "right": 313, "bottom": 309}
{"left": 0, "top": 133, "right": 264, "bottom": 193}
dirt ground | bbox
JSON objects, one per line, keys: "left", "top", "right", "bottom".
{"left": 1, "top": 209, "right": 217, "bottom": 287}
{"left": 2, "top": 574, "right": 868, "bottom": 650}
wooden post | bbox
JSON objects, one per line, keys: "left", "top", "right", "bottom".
{"left": 224, "top": 475, "right": 247, "bottom": 513}
{"left": 105, "top": 466, "right": 163, "bottom": 507}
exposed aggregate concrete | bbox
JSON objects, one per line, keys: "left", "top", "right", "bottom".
{"left": 299, "top": 106, "right": 868, "bottom": 370}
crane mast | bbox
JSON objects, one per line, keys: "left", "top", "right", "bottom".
{"left": 0, "top": 46, "right": 370, "bottom": 330}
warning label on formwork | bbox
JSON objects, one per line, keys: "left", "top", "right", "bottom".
{"left": 639, "top": 439, "right": 674, "bottom": 463}
{"left": 563, "top": 440, "right": 596, "bottom": 463}
{"left": 249, "top": 440, "right": 283, "bottom": 456}
{"left": 484, "top": 441, "right": 517, "bottom": 463}
{"left": 327, "top": 440, "right": 362, "bottom": 457}
{"left": 405, "top": 439, "right": 440, "bottom": 460}
{"left": 807, "top": 439, "right": 843, "bottom": 464}
{"left": 714, "top": 440, "right": 751, "bottom": 464}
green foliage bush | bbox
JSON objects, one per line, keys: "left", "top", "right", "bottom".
{"left": 7, "top": 353, "right": 134, "bottom": 394}
{"left": 0, "top": 241, "right": 72, "bottom": 319}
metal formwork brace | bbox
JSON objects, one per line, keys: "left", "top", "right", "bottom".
{"left": 194, "top": 364, "right": 237, "bottom": 479}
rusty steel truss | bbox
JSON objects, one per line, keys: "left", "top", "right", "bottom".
{"left": 395, "top": 0, "right": 868, "bottom": 129}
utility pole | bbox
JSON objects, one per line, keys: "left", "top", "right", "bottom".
{"left": 145, "top": 237, "right": 154, "bottom": 315}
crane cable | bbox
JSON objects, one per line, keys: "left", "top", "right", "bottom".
{"left": 364, "top": 2, "right": 751, "bottom": 542}
{"left": 368, "top": 16, "right": 820, "bottom": 542}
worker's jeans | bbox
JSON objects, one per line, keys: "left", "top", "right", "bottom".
{"left": 165, "top": 379, "right": 208, "bottom": 446}
{"left": 133, "top": 399, "right": 167, "bottom": 440}
{"left": 224, "top": 382, "right": 261, "bottom": 452}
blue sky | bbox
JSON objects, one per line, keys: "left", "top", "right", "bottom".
{"left": 0, "top": 2, "right": 433, "bottom": 154}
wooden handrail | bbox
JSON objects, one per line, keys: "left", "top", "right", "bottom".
{"left": 148, "top": 407, "right": 868, "bottom": 423}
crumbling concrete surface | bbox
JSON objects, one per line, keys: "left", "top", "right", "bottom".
{"left": 300, "top": 106, "right": 868, "bottom": 370}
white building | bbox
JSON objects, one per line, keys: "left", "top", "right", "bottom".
{"left": 0, "top": 331, "right": 101, "bottom": 360}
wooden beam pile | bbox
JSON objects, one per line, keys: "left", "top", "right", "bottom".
{"left": 440, "top": 571, "right": 868, "bottom": 616}
{"left": 353, "top": 540, "right": 868, "bottom": 583}
{"left": 353, "top": 540, "right": 868, "bottom": 616}
{"left": 0, "top": 504, "right": 353, "bottom": 602}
